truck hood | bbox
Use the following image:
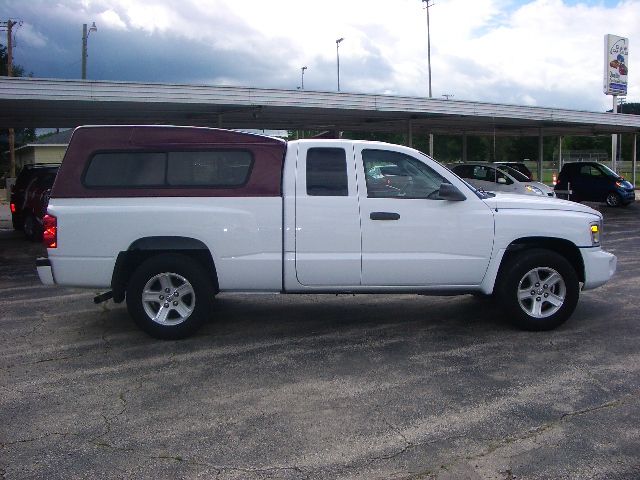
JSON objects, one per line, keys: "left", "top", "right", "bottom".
{"left": 482, "top": 192, "right": 601, "bottom": 217}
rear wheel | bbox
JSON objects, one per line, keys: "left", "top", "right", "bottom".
{"left": 498, "top": 249, "right": 579, "bottom": 331}
{"left": 605, "top": 192, "right": 622, "bottom": 207}
{"left": 126, "top": 253, "right": 214, "bottom": 339}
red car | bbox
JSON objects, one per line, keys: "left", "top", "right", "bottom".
{"left": 10, "top": 164, "right": 59, "bottom": 241}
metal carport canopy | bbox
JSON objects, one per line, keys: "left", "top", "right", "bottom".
{"left": 1, "top": 76, "right": 640, "bottom": 136}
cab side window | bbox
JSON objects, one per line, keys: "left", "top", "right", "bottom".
{"left": 472, "top": 166, "right": 490, "bottom": 181}
{"left": 453, "top": 165, "right": 474, "bottom": 178}
{"left": 363, "top": 149, "right": 444, "bottom": 199}
{"left": 472, "top": 166, "right": 512, "bottom": 185}
{"left": 306, "top": 148, "right": 348, "bottom": 196}
{"left": 579, "top": 165, "right": 605, "bottom": 177}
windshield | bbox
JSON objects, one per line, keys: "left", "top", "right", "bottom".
{"left": 498, "top": 165, "right": 530, "bottom": 182}
{"left": 598, "top": 164, "right": 621, "bottom": 178}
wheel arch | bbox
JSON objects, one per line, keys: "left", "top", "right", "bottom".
{"left": 497, "top": 236, "right": 585, "bottom": 285}
{"left": 110, "top": 236, "right": 219, "bottom": 303}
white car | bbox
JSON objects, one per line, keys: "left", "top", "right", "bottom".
{"left": 451, "top": 163, "right": 555, "bottom": 197}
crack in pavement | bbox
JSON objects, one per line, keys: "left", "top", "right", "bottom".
{"left": 0, "top": 431, "right": 77, "bottom": 448}
{"left": 449, "top": 392, "right": 639, "bottom": 475}
{"left": 214, "top": 464, "right": 309, "bottom": 479}
{"left": 559, "top": 397, "right": 623, "bottom": 420}
{"left": 346, "top": 393, "right": 637, "bottom": 480}
{"left": 0, "top": 353, "right": 86, "bottom": 371}
{"left": 88, "top": 390, "right": 129, "bottom": 446}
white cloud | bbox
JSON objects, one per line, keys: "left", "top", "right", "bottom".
{"left": 5, "top": 0, "right": 639, "bottom": 111}
{"left": 17, "top": 22, "right": 48, "bottom": 48}
{"left": 97, "top": 9, "right": 127, "bottom": 30}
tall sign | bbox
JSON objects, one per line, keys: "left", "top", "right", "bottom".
{"left": 604, "top": 34, "right": 628, "bottom": 95}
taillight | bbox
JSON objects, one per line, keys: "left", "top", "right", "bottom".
{"left": 10, "top": 202, "right": 16, "bottom": 213}
{"left": 43, "top": 214, "right": 57, "bottom": 248}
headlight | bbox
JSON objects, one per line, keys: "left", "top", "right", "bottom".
{"left": 525, "top": 185, "right": 545, "bottom": 195}
{"left": 590, "top": 221, "right": 601, "bottom": 246}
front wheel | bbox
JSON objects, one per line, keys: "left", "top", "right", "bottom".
{"left": 498, "top": 249, "right": 579, "bottom": 331}
{"left": 605, "top": 192, "right": 622, "bottom": 207}
{"left": 126, "top": 254, "right": 215, "bottom": 339}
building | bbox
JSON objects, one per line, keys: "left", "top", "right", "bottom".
{"left": 13, "top": 129, "right": 72, "bottom": 171}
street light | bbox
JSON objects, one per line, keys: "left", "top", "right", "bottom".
{"left": 301, "top": 66, "right": 307, "bottom": 90}
{"left": 82, "top": 21, "right": 97, "bottom": 80}
{"left": 421, "top": 1, "right": 433, "bottom": 98}
{"left": 336, "top": 37, "right": 344, "bottom": 91}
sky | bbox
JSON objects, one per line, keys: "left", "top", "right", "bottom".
{"left": 2, "top": 0, "right": 637, "bottom": 112}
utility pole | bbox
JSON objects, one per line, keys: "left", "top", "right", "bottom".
{"left": 2, "top": 19, "right": 18, "bottom": 178}
{"left": 301, "top": 66, "right": 307, "bottom": 90}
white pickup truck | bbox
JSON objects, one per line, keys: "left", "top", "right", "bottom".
{"left": 37, "top": 126, "right": 616, "bottom": 339}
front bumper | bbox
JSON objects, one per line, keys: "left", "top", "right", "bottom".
{"left": 620, "top": 189, "right": 636, "bottom": 204}
{"left": 581, "top": 248, "right": 616, "bottom": 290}
{"left": 36, "top": 257, "right": 55, "bottom": 285}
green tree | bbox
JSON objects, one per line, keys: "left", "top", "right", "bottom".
{"left": 0, "top": 43, "right": 26, "bottom": 76}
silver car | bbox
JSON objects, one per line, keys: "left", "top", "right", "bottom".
{"left": 451, "top": 163, "right": 555, "bottom": 197}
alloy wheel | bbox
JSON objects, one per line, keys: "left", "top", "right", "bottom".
{"left": 516, "top": 267, "right": 566, "bottom": 318}
{"left": 141, "top": 272, "right": 196, "bottom": 326}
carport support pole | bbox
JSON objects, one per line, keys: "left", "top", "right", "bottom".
{"left": 633, "top": 134, "right": 637, "bottom": 187}
{"left": 558, "top": 136, "right": 563, "bottom": 172}
{"left": 537, "top": 129, "right": 543, "bottom": 182}
{"left": 429, "top": 134, "right": 434, "bottom": 157}
{"left": 611, "top": 95, "right": 618, "bottom": 172}
{"left": 462, "top": 133, "right": 468, "bottom": 163}
{"left": 407, "top": 119, "right": 413, "bottom": 147}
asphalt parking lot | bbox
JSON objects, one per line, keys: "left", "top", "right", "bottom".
{"left": 1, "top": 201, "right": 639, "bottom": 480}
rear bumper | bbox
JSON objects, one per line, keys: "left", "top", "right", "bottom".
{"left": 36, "top": 257, "right": 55, "bottom": 285}
{"left": 581, "top": 248, "right": 616, "bottom": 290}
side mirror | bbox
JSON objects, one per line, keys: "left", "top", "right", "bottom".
{"left": 439, "top": 182, "right": 466, "bottom": 201}
{"left": 497, "top": 177, "right": 507, "bottom": 184}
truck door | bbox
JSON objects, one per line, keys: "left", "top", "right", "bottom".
{"left": 356, "top": 145, "right": 494, "bottom": 287}
{"left": 294, "top": 143, "right": 362, "bottom": 286}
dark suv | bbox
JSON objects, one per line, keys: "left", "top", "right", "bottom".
{"left": 10, "top": 164, "right": 60, "bottom": 240}
{"left": 554, "top": 162, "right": 635, "bottom": 207}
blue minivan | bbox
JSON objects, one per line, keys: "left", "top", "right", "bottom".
{"left": 555, "top": 162, "right": 636, "bottom": 207}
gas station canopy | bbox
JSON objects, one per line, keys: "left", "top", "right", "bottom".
{"left": 1, "top": 77, "right": 640, "bottom": 137}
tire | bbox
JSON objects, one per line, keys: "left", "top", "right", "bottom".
{"left": 126, "top": 253, "right": 215, "bottom": 340}
{"left": 23, "top": 214, "right": 41, "bottom": 241}
{"left": 498, "top": 249, "right": 579, "bottom": 331}
{"left": 12, "top": 216, "right": 22, "bottom": 231}
{"left": 605, "top": 192, "right": 622, "bottom": 207}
